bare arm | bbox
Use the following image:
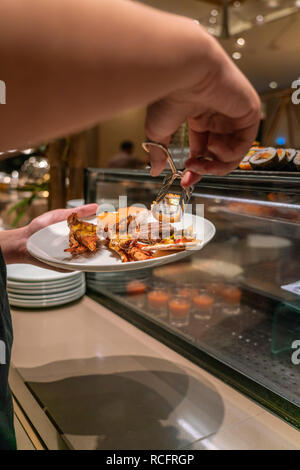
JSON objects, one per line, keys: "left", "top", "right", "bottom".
{"left": 0, "top": 0, "right": 210, "bottom": 150}
{"left": 0, "top": 204, "right": 98, "bottom": 265}
{"left": 0, "top": 0, "right": 260, "bottom": 181}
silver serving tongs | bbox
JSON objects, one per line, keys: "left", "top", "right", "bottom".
{"left": 142, "top": 141, "right": 193, "bottom": 205}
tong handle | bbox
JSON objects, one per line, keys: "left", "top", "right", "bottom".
{"left": 165, "top": 151, "right": 177, "bottom": 174}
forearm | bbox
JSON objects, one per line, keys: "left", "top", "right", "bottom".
{"left": 0, "top": 0, "right": 213, "bottom": 150}
{"left": 0, "top": 227, "right": 28, "bottom": 264}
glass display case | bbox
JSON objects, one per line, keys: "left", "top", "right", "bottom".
{"left": 85, "top": 167, "right": 300, "bottom": 429}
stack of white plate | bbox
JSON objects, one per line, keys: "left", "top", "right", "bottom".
{"left": 7, "top": 264, "right": 86, "bottom": 308}
{"left": 88, "top": 270, "right": 149, "bottom": 294}
{"left": 66, "top": 199, "right": 84, "bottom": 209}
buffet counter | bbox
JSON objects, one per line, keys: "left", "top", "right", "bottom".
{"left": 9, "top": 296, "right": 300, "bottom": 450}
{"left": 8, "top": 167, "right": 300, "bottom": 449}
{"left": 83, "top": 168, "right": 300, "bottom": 429}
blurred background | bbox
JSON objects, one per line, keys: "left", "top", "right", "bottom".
{"left": 0, "top": 0, "right": 300, "bottom": 228}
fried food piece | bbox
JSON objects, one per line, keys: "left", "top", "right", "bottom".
{"left": 99, "top": 208, "right": 177, "bottom": 262}
{"left": 108, "top": 238, "right": 154, "bottom": 262}
{"left": 108, "top": 239, "right": 129, "bottom": 262}
{"left": 65, "top": 213, "right": 99, "bottom": 255}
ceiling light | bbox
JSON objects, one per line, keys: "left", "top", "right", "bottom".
{"left": 233, "top": 1, "right": 241, "bottom": 7}
{"left": 210, "top": 9, "right": 219, "bottom": 16}
{"left": 232, "top": 52, "right": 242, "bottom": 60}
{"left": 208, "top": 27, "right": 216, "bottom": 35}
{"left": 269, "top": 81, "right": 278, "bottom": 89}
{"left": 256, "top": 15, "right": 265, "bottom": 24}
{"left": 267, "top": 0, "right": 279, "bottom": 7}
{"left": 209, "top": 17, "right": 217, "bottom": 24}
{"left": 236, "top": 37, "right": 245, "bottom": 47}
{"left": 295, "top": 0, "right": 300, "bottom": 7}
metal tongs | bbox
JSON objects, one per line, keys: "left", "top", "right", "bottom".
{"left": 142, "top": 141, "right": 193, "bottom": 205}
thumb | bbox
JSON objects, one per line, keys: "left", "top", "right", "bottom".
{"left": 145, "top": 100, "right": 186, "bottom": 176}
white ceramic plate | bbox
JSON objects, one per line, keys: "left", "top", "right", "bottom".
{"left": 8, "top": 284, "right": 85, "bottom": 302}
{"left": 6, "top": 275, "right": 84, "bottom": 290}
{"left": 8, "top": 289, "right": 85, "bottom": 308}
{"left": 7, "top": 279, "right": 85, "bottom": 296}
{"left": 8, "top": 283, "right": 85, "bottom": 301}
{"left": 26, "top": 214, "right": 216, "bottom": 273}
{"left": 6, "top": 264, "right": 81, "bottom": 282}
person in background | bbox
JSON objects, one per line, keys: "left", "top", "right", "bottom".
{"left": 0, "top": 0, "right": 261, "bottom": 449}
{"left": 107, "top": 140, "right": 145, "bottom": 169}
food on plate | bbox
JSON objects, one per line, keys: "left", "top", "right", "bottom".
{"left": 249, "top": 148, "right": 278, "bottom": 170}
{"left": 141, "top": 235, "right": 198, "bottom": 252}
{"left": 97, "top": 206, "right": 198, "bottom": 262}
{"left": 98, "top": 206, "right": 148, "bottom": 233}
{"left": 108, "top": 238, "right": 155, "bottom": 262}
{"left": 64, "top": 213, "right": 99, "bottom": 255}
{"left": 66, "top": 206, "right": 199, "bottom": 263}
{"left": 151, "top": 193, "right": 183, "bottom": 223}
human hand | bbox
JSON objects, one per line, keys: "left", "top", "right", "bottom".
{"left": 3, "top": 204, "right": 98, "bottom": 270}
{"left": 145, "top": 28, "right": 261, "bottom": 187}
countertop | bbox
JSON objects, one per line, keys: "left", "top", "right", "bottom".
{"left": 10, "top": 296, "right": 300, "bottom": 450}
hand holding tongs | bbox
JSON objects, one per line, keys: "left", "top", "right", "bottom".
{"left": 142, "top": 141, "right": 193, "bottom": 205}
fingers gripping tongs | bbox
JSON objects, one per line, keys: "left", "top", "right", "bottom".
{"left": 142, "top": 141, "right": 193, "bottom": 206}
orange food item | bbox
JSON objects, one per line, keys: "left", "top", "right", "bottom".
{"left": 147, "top": 290, "right": 169, "bottom": 308}
{"left": 126, "top": 281, "right": 147, "bottom": 296}
{"left": 193, "top": 295, "right": 214, "bottom": 310}
{"left": 206, "top": 283, "right": 225, "bottom": 295}
{"left": 259, "top": 151, "right": 272, "bottom": 159}
{"left": 222, "top": 287, "right": 241, "bottom": 304}
{"left": 98, "top": 211, "right": 118, "bottom": 226}
{"left": 98, "top": 206, "right": 147, "bottom": 229}
{"left": 177, "top": 288, "right": 198, "bottom": 298}
{"left": 65, "top": 213, "right": 99, "bottom": 255}
{"left": 169, "top": 299, "right": 191, "bottom": 317}
{"left": 239, "top": 161, "right": 252, "bottom": 170}
{"left": 118, "top": 206, "right": 146, "bottom": 220}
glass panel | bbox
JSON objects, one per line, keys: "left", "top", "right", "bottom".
{"left": 85, "top": 169, "right": 300, "bottom": 409}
